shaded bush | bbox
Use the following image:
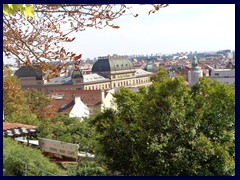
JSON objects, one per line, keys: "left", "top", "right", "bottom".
{"left": 3, "top": 138, "right": 64, "bottom": 176}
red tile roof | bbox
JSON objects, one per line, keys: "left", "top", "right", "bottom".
{"left": 49, "top": 90, "right": 108, "bottom": 114}
{"left": 3, "top": 122, "right": 37, "bottom": 131}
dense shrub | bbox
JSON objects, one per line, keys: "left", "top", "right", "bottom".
{"left": 3, "top": 138, "right": 64, "bottom": 176}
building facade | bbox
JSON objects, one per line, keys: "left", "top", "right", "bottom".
{"left": 209, "top": 68, "right": 235, "bottom": 85}
{"left": 15, "top": 55, "right": 153, "bottom": 92}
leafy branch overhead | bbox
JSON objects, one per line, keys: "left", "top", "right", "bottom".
{"left": 3, "top": 4, "right": 168, "bottom": 80}
{"left": 3, "top": 4, "right": 35, "bottom": 18}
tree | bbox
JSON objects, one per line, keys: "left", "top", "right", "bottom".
{"left": 3, "top": 4, "right": 34, "bottom": 18}
{"left": 150, "top": 66, "right": 169, "bottom": 83}
{"left": 3, "top": 4, "right": 168, "bottom": 80}
{"left": 91, "top": 68, "right": 235, "bottom": 176}
{"left": 3, "top": 67, "right": 38, "bottom": 125}
{"left": 38, "top": 114, "right": 98, "bottom": 154}
{"left": 24, "top": 88, "right": 55, "bottom": 119}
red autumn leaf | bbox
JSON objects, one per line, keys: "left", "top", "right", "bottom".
{"left": 112, "top": 26, "right": 120, "bottom": 29}
{"left": 74, "top": 54, "right": 82, "bottom": 60}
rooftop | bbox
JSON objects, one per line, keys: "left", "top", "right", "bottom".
{"left": 3, "top": 122, "right": 37, "bottom": 131}
{"left": 135, "top": 69, "right": 154, "bottom": 77}
{"left": 84, "top": 73, "right": 109, "bottom": 83}
{"left": 48, "top": 90, "right": 108, "bottom": 114}
{"left": 92, "top": 55, "right": 135, "bottom": 72}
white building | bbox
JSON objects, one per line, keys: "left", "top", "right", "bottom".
{"left": 69, "top": 96, "right": 90, "bottom": 120}
{"left": 101, "top": 89, "right": 117, "bottom": 111}
{"left": 209, "top": 68, "right": 235, "bottom": 85}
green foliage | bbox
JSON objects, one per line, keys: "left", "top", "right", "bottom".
{"left": 6, "top": 113, "right": 39, "bottom": 126}
{"left": 24, "top": 88, "right": 52, "bottom": 119}
{"left": 38, "top": 114, "right": 99, "bottom": 153}
{"left": 3, "top": 67, "right": 38, "bottom": 125}
{"left": 92, "top": 68, "right": 235, "bottom": 176}
{"left": 3, "top": 138, "right": 64, "bottom": 176}
{"left": 191, "top": 78, "right": 235, "bottom": 149}
{"left": 189, "top": 133, "right": 235, "bottom": 176}
{"left": 3, "top": 4, "right": 34, "bottom": 19}
{"left": 66, "top": 161, "right": 107, "bottom": 176}
{"left": 150, "top": 66, "right": 169, "bottom": 83}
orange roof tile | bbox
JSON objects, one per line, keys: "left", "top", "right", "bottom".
{"left": 3, "top": 122, "right": 37, "bottom": 131}
{"left": 49, "top": 90, "right": 108, "bottom": 114}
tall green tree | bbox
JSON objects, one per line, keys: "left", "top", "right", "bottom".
{"left": 3, "top": 67, "right": 38, "bottom": 125}
{"left": 92, "top": 68, "right": 235, "bottom": 176}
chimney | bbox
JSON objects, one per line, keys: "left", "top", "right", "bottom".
{"left": 74, "top": 96, "right": 81, "bottom": 104}
{"left": 72, "top": 93, "right": 76, "bottom": 98}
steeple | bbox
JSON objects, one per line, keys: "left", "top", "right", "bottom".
{"left": 71, "top": 69, "right": 83, "bottom": 79}
{"left": 192, "top": 56, "right": 199, "bottom": 69}
{"left": 71, "top": 68, "right": 83, "bottom": 84}
{"left": 188, "top": 55, "right": 203, "bottom": 86}
{"left": 144, "top": 58, "right": 154, "bottom": 72}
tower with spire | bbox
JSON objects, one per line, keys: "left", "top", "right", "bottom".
{"left": 188, "top": 56, "right": 203, "bottom": 86}
{"left": 71, "top": 68, "right": 83, "bottom": 84}
{"left": 144, "top": 57, "right": 154, "bottom": 72}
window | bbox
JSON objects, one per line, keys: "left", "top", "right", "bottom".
{"left": 215, "top": 73, "right": 219, "bottom": 76}
{"left": 59, "top": 104, "right": 68, "bottom": 112}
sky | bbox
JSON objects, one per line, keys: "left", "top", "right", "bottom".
{"left": 3, "top": 4, "right": 235, "bottom": 63}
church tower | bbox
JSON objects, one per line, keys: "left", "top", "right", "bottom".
{"left": 71, "top": 69, "right": 83, "bottom": 84}
{"left": 144, "top": 58, "right": 154, "bottom": 72}
{"left": 188, "top": 56, "right": 203, "bottom": 86}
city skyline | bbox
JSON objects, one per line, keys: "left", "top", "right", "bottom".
{"left": 63, "top": 4, "right": 235, "bottom": 59}
{"left": 3, "top": 4, "right": 235, "bottom": 64}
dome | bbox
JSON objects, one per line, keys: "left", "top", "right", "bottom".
{"left": 15, "top": 66, "right": 43, "bottom": 80}
{"left": 71, "top": 69, "right": 83, "bottom": 79}
{"left": 92, "top": 55, "right": 135, "bottom": 73}
{"left": 144, "top": 60, "right": 154, "bottom": 72}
